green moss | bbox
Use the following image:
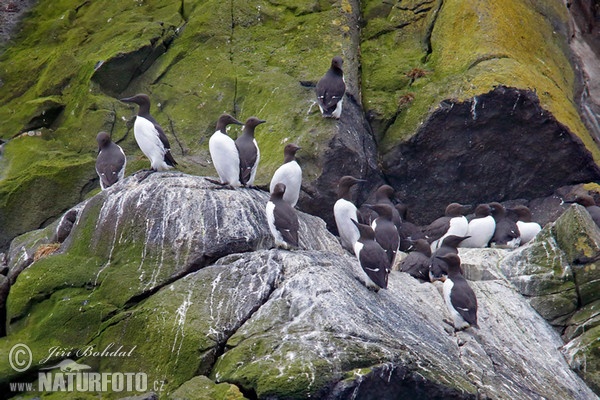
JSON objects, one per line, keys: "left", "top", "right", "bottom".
{"left": 0, "top": 137, "right": 96, "bottom": 249}
{"left": 361, "top": 0, "right": 600, "bottom": 162}
{"left": 565, "top": 324, "right": 600, "bottom": 393}
{"left": 171, "top": 375, "right": 247, "bottom": 400}
{"left": 0, "top": 0, "right": 364, "bottom": 250}
{"left": 553, "top": 205, "right": 600, "bottom": 263}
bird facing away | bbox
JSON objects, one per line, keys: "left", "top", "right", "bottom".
{"left": 489, "top": 202, "right": 521, "bottom": 249}
{"left": 334, "top": 176, "right": 366, "bottom": 253}
{"left": 439, "top": 253, "right": 478, "bottom": 331}
{"left": 235, "top": 117, "right": 265, "bottom": 187}
{"left": 95, "top": 131, "right": 126, "bottom": 190}
{"left": 365, "top": 203, "right": 400, "bottom": 267}
{"left": 460, "top": 203, "right": 496, "bottom": 248}
{"left": 423, "top": 203, "right": 469, "bottom": 252}
{"left": 360, "top": 184, "right": 403, "bottom": 228}
{"left": 507, "top": 205, "right": 542, "bottom": 245}
{"left": 119, "top": 94, "right": 177, "bottom": 171}
{"left": 269, "top": 143, "right": 302, "bottom": 207}
{"left": 316, "top": 56, "right": 346, "bottom": 119}
{"left": 208, "top": 113, "right": 244, "bottom": 187}
{"left": 352, "top": 219, "right": 390, "bottom": 292}
{"left": 399, "top": 238, "right": 432, "bottom": 281}
{"left": 266, "top": 183, "right": 299, "bottom": 249}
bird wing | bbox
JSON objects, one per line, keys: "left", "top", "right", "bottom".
{"left": 96, "top": 146, "right": 125, "bottom": 187}
{"left": 359, "top": 243, "right": 390, "bottom": 289}
{"left": 316, "top": 74, "right": 346, "bottom": 111}
{"left": 147, "top": 115, "right": 177, "bottom": 166}
{"left": 399, "top": 253, "right": 430, "bottom": 280}
{"left": 450, "top": 279, "right": 478, "bottom": 326}
{"left": 422, "top": 217, "right": 450, "bottom": 243}
{"left": 235, "top": 136, "right": 258, "bottom": 185}
{"left": 274, "top": 204, "right": 299, "bottom": 247}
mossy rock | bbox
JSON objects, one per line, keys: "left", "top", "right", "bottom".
{"left": 0, "top": 0, "right": 367, "bottom": 251}
{"left": 500, "top": 227, "right": 575, "bottom": 297}
{"left": 564, "top": 300, "right": 600, "bottom": 341}
{"left": 170, "top": 375, "right": 246, "bottom": 400}
{"left": 563, "top": 324, "right": 600, "bottom": 394}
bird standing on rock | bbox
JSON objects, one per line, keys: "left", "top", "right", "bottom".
{"left": 235, "top": 117, "right": 266, "bottom": 187}
{"left": 460, "top": 203, "right": 496, "bottom": 248}
{"left": 316, "top": 56, "right": 346, "bottom": 119}
{"left": 334, "top": 176, "right": 365, "bottom": 253}
{"left": 399, "top": 238, "right": 432, "bottom": 281}
{"left": 365, "top": 203, "right": 400, "bottom": 267}
{"left": 270, "top": 143, "right": 302, "bottom": 207}
{"left": 266, "top": 183, "right": 299, "bottom": 250}
{"left": 439, "top": 253, "right": 478, "bottom": 331}
{"left": 208, "top": 114, "right": 244, "bottom": 188}
{"left": 508, "top": 205, "right": 541, "bottom": 245}
{"left": 423, "top": 203, "right": 469, "bottom": 252}
{"left": 489, "top": 202, "right": 521, "bottom": 249}
{"left": 120, "top": 93, "right": 177, "bottom": 174}
{"left": 95, "top": 131, "right": 126, "bottom": 190}
{"left": 352, "top": 219, "right": 390, "bottom": 292}
{"left": 429, "top": 235, "right": 469, "bottom": 281}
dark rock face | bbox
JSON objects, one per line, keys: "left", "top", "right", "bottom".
{"left": 384, "top": 86, "right": 600, "bottom": 224}
{"left": 301, "top": 96, "right": 385, "bottom": 233}
{"left": 91, "top": 27, "right": 177, "bottom": 97}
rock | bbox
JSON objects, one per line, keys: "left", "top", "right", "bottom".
{"left": 0, "top": 174, "right": 597, "bottom": 399}
{"left": 458, "top": 248, "right": 508, "bottom": 281}
{"left": 362, "top": 0, "right": 600, "bottom": 224}
{"left": 498, "top": 203, "right": 600, "bottom": 393}
{"left": 170, "top": 376, "right": 244, "bottom": 400}
{"left": 2, "top": 0, "right": 599, "bottom": 251}
{"left": 383, "top": 87, "right": 600, "bottom": 225}
{"left": 210, "top": 250, "right": 592, "bottom": 399}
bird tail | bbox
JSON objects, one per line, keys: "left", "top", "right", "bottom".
{"left": 165, "top": 150, "right": 178, "bottom": 166}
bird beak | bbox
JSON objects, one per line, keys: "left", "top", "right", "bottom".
{"left": 119, "top": 96, "right": 135, "bottom": 103}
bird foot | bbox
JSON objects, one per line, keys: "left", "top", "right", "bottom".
{"left": 136, "top": 169, "right": 156, "bottom": 183}
{"left": 204, "top": 178, "right": 235, "bottom": 189}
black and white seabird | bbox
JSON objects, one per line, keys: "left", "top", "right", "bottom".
{"left": 360, "top": 184, "right": 403, "bottom": 228}
{"left": 235, "top": 117, "right": 266, "bottom": 187}
{"left": 439, "top": 253, "right": 478, "bottom": 331}
{"left": 95, "top": 131, "right": 126, "bottom": 190}
{"left": 269, "top": 143, "right": 302, "bottom": 207}
{"left": 429, "top": 235, "right": 469, "bottom": 281}
{"left": 507, "top": 205, "right": 541, "bottom": 245}
{"left": 352, "top": 219, "right": 390, "bottom": 292}
{"left": 208, "top": 114, "right": 244, "bottom": 187}
{"left": 266, "top": 183, "right": 299, "bottom": 249}
{"left": 399, "top": 238, "right": 432, "bottom": 281}
{"left": 489, "top": 202, "right": 521, "bottom": 249}
{"left": 460, "top": 203, "right": 496, "bottom": 248}
{"left": 316, "top": 56, "right": 346, "bottom": 119}
{"left": 365, "top": 203, "right": 400, "bottom": 267}
{"left": 423, "top": 203, "right": 469, "bottom": 252}
{"left": 334, "top": 176, "right": 365, "bottom": 253}
{"left": 119, "top": 94, "right": 177, "bottom": 172}
{"left": 565, "top": 194, "right": 600, "bottom": 229}
{"left": 395, "top": 203, "right": 425, "bottom": 251}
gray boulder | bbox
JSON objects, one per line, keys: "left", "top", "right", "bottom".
{"left": 0, "top": 174, "right": 597, "bottom": 399}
